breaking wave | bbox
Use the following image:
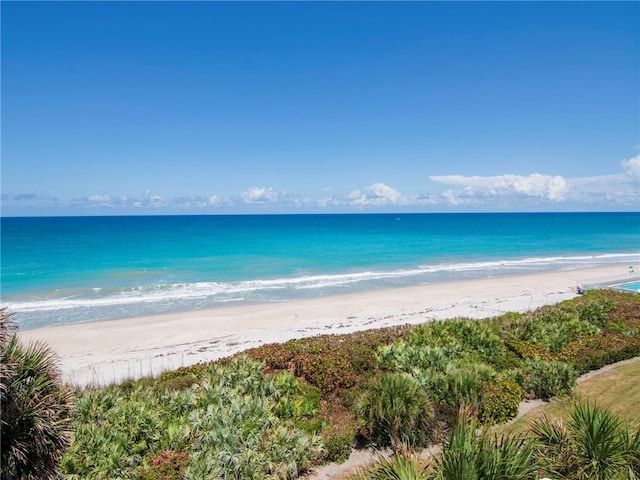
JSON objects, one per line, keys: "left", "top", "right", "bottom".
{"left": 6, "top": 252, "right": 639, "bottom": 329}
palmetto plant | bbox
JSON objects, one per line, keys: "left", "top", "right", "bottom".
{"left": 62, "top": 355, "right": 324, "bottom": 479}
{"left": 0, "top": 308, "right": 73, "bottom": 480}
{"left": 431, "top": 406, "right": 537, "bottom": 480}
{"left": 407, "top": 320, "right": 505, "bottom": 362}
{"left": 354, "top": 451, "right": 429, "bottom": 480}
{"left": 510, "top": 358, "right": 577, "bottom": 400}
{"left": 185, "top": 359, "right": 324, "bottom": 479}
{"left": 531, "top": 402, "right": 640, "bottom": 480}
{"left": 358, "top": 373, "right": 434, "bottom": 451}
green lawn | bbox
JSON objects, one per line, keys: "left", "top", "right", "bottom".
{"left": 501, "top": 358, "right": 640, "bottom": 435}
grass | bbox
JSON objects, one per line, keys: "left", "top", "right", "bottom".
{"left": 499, "top": 358, "right": 640, "bottom": 435}
{"left": 575, "top": 359, "right": 640, "bottom": 420}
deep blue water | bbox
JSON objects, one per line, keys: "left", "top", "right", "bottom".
{"left": 2, "top": 213, "right": 639, "bottom": 329}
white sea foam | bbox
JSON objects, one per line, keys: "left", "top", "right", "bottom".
{"left": 7, "top": 252, "right": 639, "bottom": 321}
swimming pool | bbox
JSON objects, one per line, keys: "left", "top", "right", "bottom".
{"left": 617, "top": 281, "right": 640, "bottom": 292}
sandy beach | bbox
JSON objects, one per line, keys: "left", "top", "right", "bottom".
{"left": 18, "top": 264, "right": 634, "bottom": 386}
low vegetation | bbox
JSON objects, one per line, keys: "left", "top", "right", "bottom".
{"left": 1, "top": 290, "right": 639, "bottom": 479}
{"left": 61, "top": 357, "right": 325, "bottom": 479}
{"left": 1, "top": 309, "right": 73, "bottom": 480}
{"left": 351, "top": 401, "right": 639, "bottom": 480}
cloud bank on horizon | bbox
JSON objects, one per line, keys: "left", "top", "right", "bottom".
{"left": 3, "top": 154, "right": 638, "bottom": 215}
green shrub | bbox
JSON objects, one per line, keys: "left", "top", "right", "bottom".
{"left": 531, "top": 402, "right": 640, "bottom": 480}
{"left": 410, "top": 369, "right": 450, "bottom": 405}
{"left": 139, "top": 450, "right": 189, "bottom": 480}
{"left": 321, "top": 422, "right": 356, "bottom": 464}
{"left": 560, "top": 333, "right": 640, "bottom": 375}
{"left": 501, "top": 305, "right": 601, "bottom": 353}
{"left": 1, "top": 309, "right": 73, "bottom": 480}
{"left": 510, "top": 359, "right": 577, "bottom": 400}
{"left": 245, "top": 327, "right": 410, "bottom": 395}
{"left": 410, "top": 362, "right": 497, "bottom": 410}
{"left": 378, "top": 341, "right": 461, "bottom": 374}
{"left": 62, "top": 356, "right": 325, "bottom": 479}
{"left": 295, "top": 351, "right": 360, "bottom": 393}
{"left": 272, "top": 372, "right": 323, "bottom": 433}
{"left": 62, "top": 386, "right": 166, "bottom": 478}
{"left": 407, "top": 319, "right": 505, "bottom": 363}
{"left": 353, "top": 451, "right": 429, "bottom": 480}
{"left": 357, "top": 373, "right": 434, "bottom": 451}
{"left": 380, "top": 320, "right": 504, "bottom": 411}
{"left": 183, "top": 357, "right": 325, "bottom": 479}
{"left": 444, "top": 364, "right": 496, "bottom": 408}
{"left": 575, "top": 298, "right": 614, "bottom": 326}
{"left": 432, "top": 406, "right": 537, "bottom": 480}
{"left": 478, "top": 376, "right": 523, "bottom": 425}
{"left": 504, "top": 339, "right": 553, "bottom": 361}
{"left": 156, "top": 362, "right": 209, "bottom": 391}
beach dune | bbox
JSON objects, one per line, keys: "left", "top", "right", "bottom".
{"left": 18, "top": 265, "right": 632, "bottom": 386}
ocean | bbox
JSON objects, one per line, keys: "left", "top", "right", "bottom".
{"left": 2, "top": 212, "right": 639, "bottom": 330}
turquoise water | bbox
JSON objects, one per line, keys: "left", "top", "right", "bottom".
{"left": 2, "top": 212, "right": 639, "bottom": 329}
{"left": 619, "top": 282, "right": 640, "bottom": 292}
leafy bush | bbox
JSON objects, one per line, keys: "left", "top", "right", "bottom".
{"left": 139, "top": 450, "right": 189, "bottom": 480}
{"left": 378, "top": 342, "right": 461, "bottom": 374}
{"left": 379, "top": 320, "right": 504, "bottom": 411}
{"left": 504, "top": 339, "right": 553, "bottom": 361}
{"left": 319, "top": 402, "right": 357, "bottom": 464}
{"left": 295, "top": 351, "right": 360, "bottom": 393}
{"left": 353, "top": 451, "right": 429, "bottom": 480}
{"left": 509, "top": 359, "right": 577, "bottom": 400}
{"left": 431, "top": 406, "right": 537, "bottom": 480}
{"left": 559, "top": 333, "right": 640, "bottom": 375}
{"left": 531, "top": 402, "right": 640, "bottom": 480}
{"left": 62, "top": 385, "right": 167, "bottom": 478}
{"left": 478, "top": 376, "right": 523, "bottom": 425}
{"left": 406, "top": 319, "right": 505, "bottom": 364}
{"left": 357, "top": 373, "right": 434, "bottom": 451}
{"left": 62, "top": 356, "right": 325, "bottom": 479}
{"left": 1, "top": 309, "right": 73, "bottom": 480}
{"left": 574, "top": 298, "right": 614, "bottom": 326}
{"left": 244, "top": 326, "right": 410, "bottom": 394}
{"left": 501, "top": 305, "right": 601, "bottom": 353}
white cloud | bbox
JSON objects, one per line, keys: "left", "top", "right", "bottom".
{"left": 370, "top": 183, "right": 406, "bottom": 204}
{"left": 4, "top": 154, "right": 638, "bottom": 215}
{"left": 240, "top": 187, "right": 282, "bottom": 204}
{"left": 336, "top": 183, "right": 409, "bottom": 207}
{"left": 86, "top": 194, "right": 113, "bottom": 207}
{"left": 141, "top": 189, "right": 166, "bottom": 207}
{"left": 430, "top": 173, "right": 568, "bottom": 201}
{"left": 12, "top": 191, "right": 58, "bottom": 203}
{"left": 237, "top": 186, "right": 312, "bottom": 209}
{"left": 87, "top": 194, "right": 111, "bottom": 202}
{"left": 428, "top": 157, "right": 639, "bottom": 209}
{"left": 622, "top": 154, "right": 640, "bottom": 178}
{"left": 74, "top": 191, "right": 167, "bottom": 209}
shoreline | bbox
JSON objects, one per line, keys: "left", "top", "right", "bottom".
{"left": 18, "top": 264, "right": 635, "bottom": 386}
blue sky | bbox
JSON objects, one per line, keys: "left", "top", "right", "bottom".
{"left": 2, "top": 1, "right": 639, "bottom": 215}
